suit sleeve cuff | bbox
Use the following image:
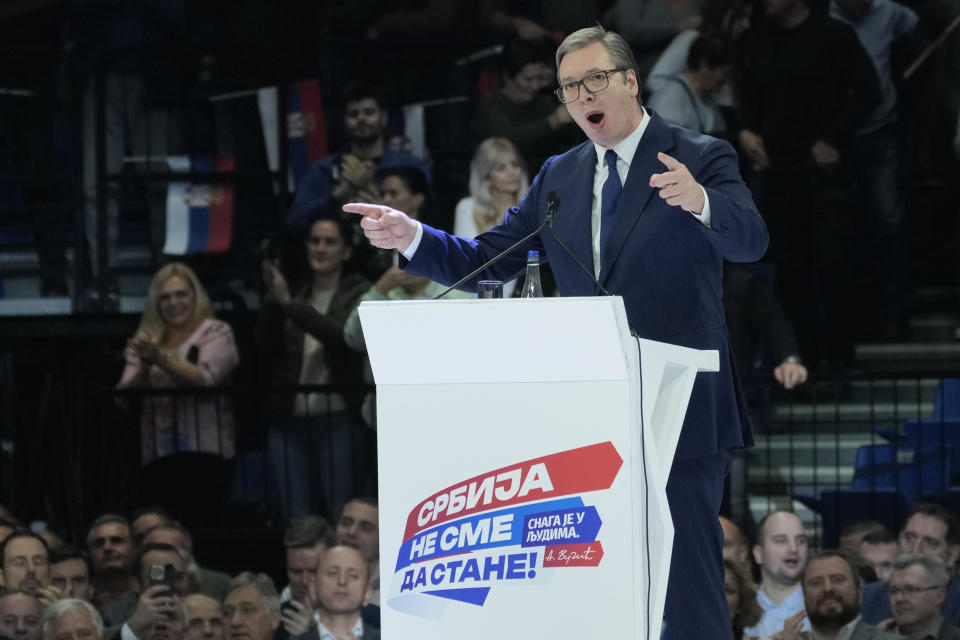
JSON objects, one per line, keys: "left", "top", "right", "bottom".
{"left": 400, "top": 221, "right": 424, "bottom": 260}
{"left": 695, "top": 186, "right": 712, "bottom": 228}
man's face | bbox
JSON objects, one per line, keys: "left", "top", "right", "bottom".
{"left": 336, "top": 502, "right": 379, "bottom": 563}
{"left": 316, "top": 547, "right": 370, "bottom": 616}
{"left": 132, "top": 514, "right": 169, "bottom": 546}
{"left": 139, "top": 550, "right": 188, "bottom": 595}
{"left": 802, "top": 556, "right": 861, "bottom": 629}
{"left": 184, "top": 594, "right": 224, "bottom": 640}
{"left": 88, "top": 522, "right": 132, "bottom": 572}
{"left": 890, "top": 564, "right": 946, "bottom": 629}
{"left": 223, "top": 584, "right": 279, "bottom": 640}
{"left": 720, "top": 517, "right": 749, "bottom": 568}
{"left": 50, "top": 558, "right": 93, "bottom": 601}
{"left": 0, "top": 536, "right": 49, "bottom": 594}
{"left": 899, "top": 514, "right": 957, "bottom": 566}
{"left": 753, "top": 513, "right": 809, "bottom": 586}
{"left": 286, "top": 545, "right": 324, "bottom": 603}
{"left": 858, "top": 541, "right": 897, "bottom": 582}
{"left": 0, "top": 593, "right": 41, "bottom": 640}
{"left": 51, "top": 606, "right": 102, "bottom": 640}
{"left": 306, "top": 220, "right": 350, "bottom": 278}
{"left": 344, "top": 98, "right": 386, "bottom": 145}
{"left": 557, "top": 42, "right": 643, "bottom": 149}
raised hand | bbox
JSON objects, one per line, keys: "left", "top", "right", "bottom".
{"left": 649, "top": 152, "right": 706, "bottom": 214}
{"left": 343, "top": 203, "right": 419, "bottom": 252}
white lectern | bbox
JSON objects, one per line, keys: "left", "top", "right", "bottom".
{"left": 359, "top": 297, "right": 718, "bottom": 640}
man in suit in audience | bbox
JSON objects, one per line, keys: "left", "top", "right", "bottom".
{"left": 890, "top": 554, "right": 960, "bottom": 640}
{"left": 780, "top": 551, "right": 901, "bottom": 640}
{"left": 862, "top": 504, "right": 960, "bottom": 626}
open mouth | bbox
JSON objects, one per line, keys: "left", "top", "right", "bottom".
{"left": 586, "top": 111, "right": 605, "bottom": 126}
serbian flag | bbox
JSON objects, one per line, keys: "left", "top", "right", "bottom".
{"left": 163, "top": 155, "right": 234, "bottom": 255}
{"left": 258, "top": 80, "right": 327, "bottom": 191}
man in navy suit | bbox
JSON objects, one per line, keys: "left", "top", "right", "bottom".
{"left": 346, "top": 25, "right": 768, "bottom": 639}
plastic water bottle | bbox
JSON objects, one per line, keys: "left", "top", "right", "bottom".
{"left": 521, "top": 250, "right": 543, "bottom": 298}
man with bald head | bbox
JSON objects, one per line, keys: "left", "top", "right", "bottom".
{"left": 747, "top": 511, "right": 811, "bottom": 637}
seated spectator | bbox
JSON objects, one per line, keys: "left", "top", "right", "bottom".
{"left": 723, "top": 264, "right": 808, "bottom": 390}
{"left": 862, "top": 504, "right": 960, "bottom": 626}
{"left": 472, "top": 41, "right": 580, "bottom": 175}
{"left": 648, "top": 33, "right": 734, "bottom": 136}
{"left": 85, "top": 516, "right": 134, "bottom": 608}
{"left": 256, "top": 215, "right": 371, "bottom": 520}
{"left": 183, "top": 594, "right": 222, "bottom": 640}
{"left": 335, "top": 500, "right": 379, "bottom": 609}
{"left": 130, "top": 509, "right": 172, "bottom": 548}
{"left": 720, "top": 516, "right": 752, "bottom": 569}
{"left": 143, "top": 525, "right": 230, "bottom": 601}
{"left": 286, "top": 81, "right": 430, "bottom": 235}
{"left": 0, "top": 531, "right": 50, "bottom": 598}
{"left": 724, "top": 558, "right": 762, "bottom": 639}
{"left": 100, "top": 543, "right": 191, "bottom": 630}
{"left": 41, "top": 600, "right": 104, "bottom": 640}
{"left": 453, "top": 137, "right": 531, "bottom": 298}
{"left": 840, "top": 520, "right": 889, "bottom": 555}
{"left": 780, "top": 550, "right": 900, "bottom": 639}
{"left": 117, "top": 262, "right": 238, "bottom": 465}
{"left": 295, "top": 546, "right": 378, "bottom": 640}
{"left": 49, "top": 548, "right": 93, "bottom": 602}
{"left": 890, "top": 554, "right": 960, "bottom": 639}
{"left": 747, "top": 511, "right": 810, "bottom": 637}
{"left": 0, "top": 592, "right": 41, "bottom": 640}
{"left": 222, "top": 573, "right": 280, "bottom": 640}
{"left": 280, "top": 517, "right": 334, "bottom": 606}
{"left": 858, "top": 530, "right": 898, "bottom": 583}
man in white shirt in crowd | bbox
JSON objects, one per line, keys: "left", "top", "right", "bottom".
{"left": 747, "top": 511, "right": 811, "bottom": 637}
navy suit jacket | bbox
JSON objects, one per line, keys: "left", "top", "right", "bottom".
{"left": 407, "top": 110, "right": 768, "bottom": 460}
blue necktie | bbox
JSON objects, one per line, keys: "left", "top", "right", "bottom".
{"left": 600, "top": 149, "right": 622, "bottom": 257}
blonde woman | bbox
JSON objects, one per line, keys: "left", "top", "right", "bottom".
{"left": 454, "top": 138, "right": 530, "bottom": 297}
{"left": 118, "top": 262, "right": 238, "bottom": 464}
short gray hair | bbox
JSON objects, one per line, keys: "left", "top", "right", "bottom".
{"left": 555, "top": 26, "right": 642, "bottom": 105}
{"left": 42, "top": 599, "right": 104, "bottom": 640}
{"left": 225, "top": 572, "right": 280, "bottom": 613}
{"left": 893, "top": 553, "right": 950, "bottom": 587}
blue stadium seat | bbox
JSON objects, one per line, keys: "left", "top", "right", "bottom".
{"left": 852, "top": 444, "right": 952, "bottom": 501}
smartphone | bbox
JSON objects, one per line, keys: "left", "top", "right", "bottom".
{"left": 280, "top": 601, "right": 298, "bottom": 615}
{"left": 149, "top": 564, "right": 175, "bottom": 597}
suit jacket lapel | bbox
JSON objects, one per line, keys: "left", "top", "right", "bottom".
{"left": 599, "top": 112, "right": 676, "bottom": 284}
{"left": 552, "top": 142, "right": 597, "bottom": 280}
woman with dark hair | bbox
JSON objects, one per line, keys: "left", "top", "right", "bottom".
{"left": 255, "top": 215, "right": 371, "bottom": 519}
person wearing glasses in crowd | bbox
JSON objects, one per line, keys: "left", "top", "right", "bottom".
{"left": 346, "top": 24, "right": 767, "bottom": 640}
{"left": 889, "top": 554, "right": 960, "bottom": 640}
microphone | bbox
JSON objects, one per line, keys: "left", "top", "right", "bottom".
{"left": 543, "top": 191, "right": 612, "bottom": 296}
{"left": 433, "top": 201, "right": 552, "bottom": 299}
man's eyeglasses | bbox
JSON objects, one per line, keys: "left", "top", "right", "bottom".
{"left": 555, "top": 69, "right": 626, "bottom": 104}
{"left": 889, "top": 585, "right": 943, "bottom": 597}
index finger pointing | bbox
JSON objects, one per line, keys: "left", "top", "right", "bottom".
{"left": 343, "top": 202, "right": 387, "bottom": 219}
